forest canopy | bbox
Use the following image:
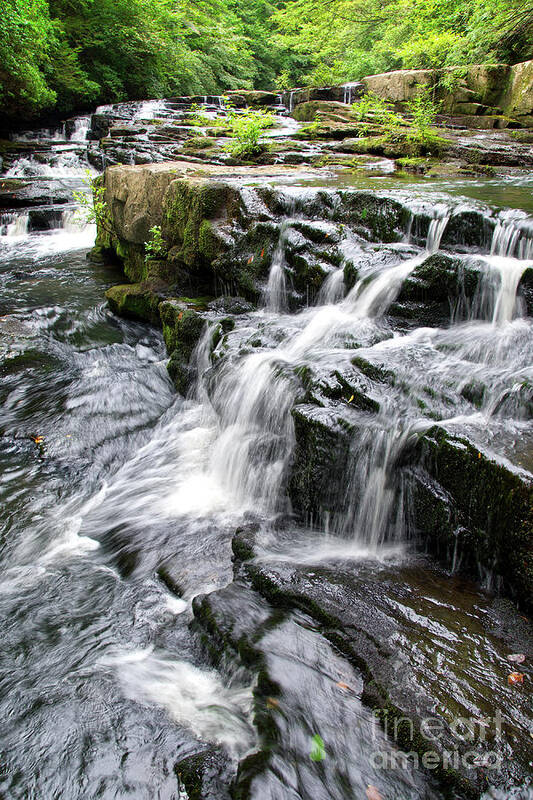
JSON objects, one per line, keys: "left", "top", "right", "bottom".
{"left": 1, "top": 0, "right": 532, "bottom": 125}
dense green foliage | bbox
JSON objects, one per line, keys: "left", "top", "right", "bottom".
{"left": 0, "top": 0, "right": 286, "bottom": 125}
{"left": 1, "top": 0, "right": 532, "bottom": 125}
{"left": 274, "top": 0, "right": 533, "bottom": 86}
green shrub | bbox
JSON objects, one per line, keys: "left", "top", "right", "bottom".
{"left": 351, "top": 92, "right": 403, "bottom": 129}
{"left": 276, "top": 70, "right": 292, "bottom": 92}
{"left": 405, "top": 89, "right": 440, "bottom": 143}
{"left": 225, "top": 108, "right": 274, "bottom": 158}
{"left": 73, "top": 172, "right": 113, "bottom": 236}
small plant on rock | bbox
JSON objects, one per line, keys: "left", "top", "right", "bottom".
{"left": 74, "top": 171, "right": 115, "bottom": 237}
{"left": 406, "top": 89, "right": 440, "bottom": 144}
{"left": 144, "top": 224, "right": 167, "bottom": 261}
{"left": 225, "top": 108, "right": 274, "bottom": 159}
{"left": 351, "top": 92, "right": 403, "bottom": 130}
{"left": 301, "top": 118, "right": 322, "bottom": 138}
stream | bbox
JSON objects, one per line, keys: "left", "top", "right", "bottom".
{"left": 0, "top": 102, "right": 532, "bottom": 800}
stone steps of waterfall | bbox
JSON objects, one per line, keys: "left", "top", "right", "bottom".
{"left": 0, "top": 179, "right": 76, "bottom": 209}
{"left": 436, "top": 114, "right": 523, "bottom": 130}
{"left": 452, "top": 101, "right": 493, "bottom": 115}
{"left": 108, "top": 125, "right": 149, "bottom": 138}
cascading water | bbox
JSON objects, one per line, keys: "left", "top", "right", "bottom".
{"left": 342, "top": 82, "right": 363, "bottom": 104}
{"left": 426, "top": 204, "right": 451, "bottom": 253}
{"left": 2, "top": 98, "right": 533, "bottom": 800}
{"left": 491, "top": 209, "right": 533, "bottom": 259}
{"left": 262, "top": 220, "right": 290, "bottom": 312}
{"left": 1, "top": 212, "right": 29, "bottom": 237}
{"left": 69, "top": 116, "right": 91, "bottom": 142}
{"left": 469, "top": 210, "right": 533, "bottom": 325}
{"left": 316, "top": 267, "right": 345, "bottom": 304}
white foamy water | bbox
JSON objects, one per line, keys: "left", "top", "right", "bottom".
{"left": 1, "top": 212, "right": 29, "bottom": 237}
{"left": 262, "top": 220, "right": 291, "bottom": 312}
{"left": 134, "top": 99, "right": 165, "bottom": 120}
{"left": 69, "top": 116, "right": 91, "bottom": 142}
{"left": 110, "top": 649, "right": 256, "bottom": 758}
{"left": 0, "top": 219, "right": 96, "bottom": 261}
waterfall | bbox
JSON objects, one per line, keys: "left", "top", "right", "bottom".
{"left": 491, "top": 210, "right": 533, "bottom": 259}
{"left": 483, "top": 211, "right": 533, "bottom": 324}
{"left": 337, "top": 421, "right": 419, "bottom": 546}
{"left": 70, "top": 116, "right": 91, "bottom": 142}
{"left": 208, "top": 350, "right": 296, "bottom": 511}
{"left": 134, "top": 99, "right": 165, "bottom": 120}
{"left": 289, "top": 90, "right": 296, "bottom": 113}
{"left": 262, "top": 220, "right": 292, "bottom": 313}
{"left": 426, "top": 206, "right": 451, "bottom": 253}
{"left": 342, "top": 82, "right": 363, "bottom": 104}
{"left": 490, "top": 257, "right": 531, "bottom": 324}
{"left": 1, "top": 212, "right": 29, "bottom": 237}
{"left": 316, "top": 268, "right": 345, "bottom": 305}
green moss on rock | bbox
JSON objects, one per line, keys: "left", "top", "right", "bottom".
{"left": 413, "top": 426, "right": 533, "bottom": 610}
{"left": 105, "top": 282, "right": 163, "bottom": 323}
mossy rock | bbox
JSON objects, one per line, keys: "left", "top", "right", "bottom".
{"left": 182, "top": 136, "right": 217, "bottom": 150}
{"left": 413, "top": 426, "right": 533, "bottom": 611}
{"left": 292, "top": 101, "right": 351, "bottom": 122}
{"left": 159, "top": 300, "right": 206, "bottom": 357}
{"left": 105, "top": 282, "right": 164, "bottom": 324}
{"left": 343, "top": 131, "right": 449, "bottom": 159}
{"left": 338, "top": 190, "right": 411, "bottom": 243}
{"left": 288, "top": 405, "right": 352, "bottom": 517}
{"left": 175, "top": 746, "right": 233, "bottom": 800}
{"left": 398, "top": 253, "right": 482, "bottom": 304}
{"left": 518, "top": 267, "right": 533, "bottom": 316}
{"left": 396, "top": 156, "right": 432, "bottom": 174}
{"left": 508, "top": 129, "right": 533, "bottom": 144}
{"left": 163, "top": 179, "right": 240, "bottom": 271}
{"left": 441, "top": 209, "right": 493, "bottom": 249}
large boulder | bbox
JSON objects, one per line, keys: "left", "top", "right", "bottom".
{"left": 362, "top": 68, "right": 436, "bottom": 105}
{"left": 292, "top": 100, "right": 352, "bottom": 122}
{"left": 358, "top": 62, "right": 533, "bottom": 120}
{"left": 501, "top": 59, "right": 533, "bottom": 122}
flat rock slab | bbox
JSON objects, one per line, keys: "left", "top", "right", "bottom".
{"left": 198, "top": 527, "right": 533, "bottom": 797}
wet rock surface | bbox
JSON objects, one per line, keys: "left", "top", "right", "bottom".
{"left": 2, "top": 86, "right": 532, "bottom": 800}
{"left": 190, "top": 528, "right": 533, "bottom": 799}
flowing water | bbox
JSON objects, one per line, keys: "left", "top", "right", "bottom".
{"left": 0, "top": 103, "right": 532, "bottom": 799}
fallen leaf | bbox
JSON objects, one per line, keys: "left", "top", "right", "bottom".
{"left": 247, "top": 255, "right": 254, "bottom": 264}
{"left": 32, "top": 436, "right": 44, "bottom": 444}
{"left": 507, "top": 653, "right": 525, "bottom": 664}
{"left": 266, "top": 697, "right": 279, "bottom": 709}
{"left": 366, "top": 786, "right": 383, "bottom": 800}
{"left": 347, "top": 394, "right": 354, "bottom": 403}
{"left": 336, "top": 681, "right": 354, "bottom": 691}
{"left": 478, "top": 452, "right": 481, "bottom": 459}
{"left": 260, "top": 248, "right": 265, "bottom": 258}
{"left": 177, "top": 311, "right": 183, "bottom": 321}
{"left": 508, "top": 672, "right": 525, "bottom": 686}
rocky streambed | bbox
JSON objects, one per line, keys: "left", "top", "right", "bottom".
{"left": 0, "top": 84, "right": 532, "bottom": 800}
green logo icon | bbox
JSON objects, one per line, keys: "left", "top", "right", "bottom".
{"left": 309, "top": 733, "right": 326, "bottom": 762}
